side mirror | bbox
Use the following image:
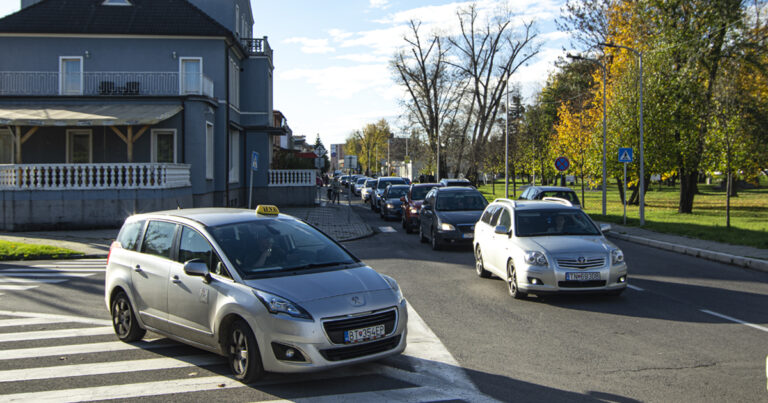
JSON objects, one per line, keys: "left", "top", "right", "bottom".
{"left": 184, "top": 259, "right": 209, "bottom": 278}
{"left": 494, "top": 225, "right": 509, "bottom": 235}
{"left": 600, "top": 223, "right": 612, "bottom": 233}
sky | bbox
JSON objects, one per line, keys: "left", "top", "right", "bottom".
{"left": 0, "top": 0, "right": 572, "bottom": 148}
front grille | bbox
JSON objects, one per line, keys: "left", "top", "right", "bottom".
{"left": 320, "top": 335, "right": 401, "bottom": 362}
{"left": 323, "top": 309, "right": 397, "bottom": 344}
{"left": 557, "top": 257, "right": 605, "bottom": 270}
{"left": 457, "top": 224, "right": 475, "bottom": 233}
{"left": 558, "top": 280, "right": 607, "bottom": 288}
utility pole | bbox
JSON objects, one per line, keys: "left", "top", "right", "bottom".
{"left": 601, "top": 42, "right": 644, "bottom": 225}
{"left": 505, "top": 73, "right": 510, "bottom": 199}
{"left": 568, "top": 53, "right": 607, "bottom": 216}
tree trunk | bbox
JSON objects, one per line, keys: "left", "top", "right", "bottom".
{"left": 678, "top": 170, "right": 698, "bottom": 213}
{"left": 616, "top": 176, "right": 625, "bottom": 205}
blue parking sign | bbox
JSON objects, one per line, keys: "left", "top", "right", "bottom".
{"left": 251, "top": 151, "right": 259, "bottom": 171}
{"left": 618, "top": 148, "right": 633, "bottom": 163}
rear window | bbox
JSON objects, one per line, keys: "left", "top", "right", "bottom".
{"left": 117, "top": 220, "right": 145, "bottom": 251}
{"left": 141, "top": 221, "right": 177, "bottom": 259}
{"left": 435, "top": 192, "right": 488, "bottom": 211}
{"left": 411, "top": 186, "right": 435, "bottom": 200}
{"left": 378, "top": 179, "right": 405, "bottom": 189}
{"left": 539, "top": 191, "right": 581, "bottom": 205}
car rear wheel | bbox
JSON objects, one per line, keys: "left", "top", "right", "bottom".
{"left": 111, "top": 292, "right": 146, "bottom": 342}
{"left": 507, "top": 261, "right": 527, "bottom": 299}
{"left": 227, "top": 319, "right": 264, "bottom": 383}
{"left": 475, "top": 246, "right": 491, "bottom": 278}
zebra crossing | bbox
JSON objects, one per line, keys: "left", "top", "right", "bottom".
{"left": 0, "top": 307, "right": 495, "bottom": 402}
{"left": 0, "top": 258, "right": 105, "bottom": 294}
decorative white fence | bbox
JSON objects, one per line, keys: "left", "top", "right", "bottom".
{"left": 268, "top": 169, "right": 314, "bottom": 187}
{"left": 0, "top": 163, "right": 191, "bottom": 190}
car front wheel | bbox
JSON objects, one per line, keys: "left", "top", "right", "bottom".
{"left": 507, "top": 261, "right": 527, "bottom": 299}
{"left": 419, "top": 223, "right": 427, "bottom": 243}
{"left": 431, "top": 228, "right": 441, "bottom": 251}
{"left": 475, "top": 246, "right": 491, "bottom": 278}
{"left": 111, "top": 292, "right": 146, "bottom": 342}
{"left": 227, "top": 319, "right": 264, "bottom": 383}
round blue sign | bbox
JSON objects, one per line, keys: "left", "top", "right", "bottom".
{"left": 555, "top": 156, "right": 570, "bottom": 172}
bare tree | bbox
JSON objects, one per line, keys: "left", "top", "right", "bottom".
{"left": 391, "top": 20, "right": 465, "bottom": 180}
{"left": 448, "top": 3, "right": 540, "bottom": 182}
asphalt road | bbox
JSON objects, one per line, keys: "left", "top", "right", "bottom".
{"left": 348, "top": 202, "right": 768, "bottom": 402}
{"left": 0, "top": 205, "right": 766, "bottom": 402}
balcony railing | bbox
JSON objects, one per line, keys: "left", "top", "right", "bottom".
{"left": 242, "top": 37, "right": 273, "bottom": 60}
{"left": 268, "top": 169, "right": 314, "bottom": 187}
{"left": 0, "top": 163, "right": 191, "bottom": 190}
{"left": 0, "top": 71, "right": 214, "bottom": 97}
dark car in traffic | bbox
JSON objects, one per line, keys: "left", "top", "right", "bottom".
{"left": 379, "top": 184, "right": 410, "bottom": 220}
{"left": 439, "top": 178, "right": 473, "bottom": 187}
{"left": 401, "top": 183, "right": 440, "bottom": 233}
{"left": 419, "top": 187, "right": 488, "bottom": 250}
{"left": 370, "top": 177, "right": 407, "bottom": 212}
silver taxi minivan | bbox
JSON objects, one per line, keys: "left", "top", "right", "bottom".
{"left": 105, "top": 206, "right": 407, "bottom": 383}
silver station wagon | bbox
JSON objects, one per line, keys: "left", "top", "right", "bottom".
{"left": 105, "top": 206, "right": 407, "bottom": 383}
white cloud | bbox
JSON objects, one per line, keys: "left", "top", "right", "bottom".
{"left": 369, "top": 0, "right": 390, "bottom": 10}
{"left": 328, "top": 28, "right": 353, "bottom": 41}
{"left": 335, "top": 53, "right": 391, "bottom": 63}
{"left": 279, "top": 64, "right": 394, "bottom": 100}
{"left": 283, "top": 37, "right": 335, "bottom": 54}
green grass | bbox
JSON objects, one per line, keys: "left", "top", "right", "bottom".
{"left": 478, "top": 178, "right": 768, "bottom": 250}
{"left": 0, "top": 240, "right": 82, "bottom": 261}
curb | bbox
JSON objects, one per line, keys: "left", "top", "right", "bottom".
{"left": 606, "top": 232, "right": 768, "bottom": 273}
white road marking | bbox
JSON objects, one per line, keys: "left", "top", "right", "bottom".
{"left": 0, "top": 285, "right": 38, "bottom": 291}
{"left": 0, "top": 375, "right": 242, "bottom": 402}
{"left": 0, "top": 326, "right": 113, "bottom": 342}
{"left": 0, "top": 340, "right": 174, "bottom": 360}
{"left": 0, "top": 278, "right": 68, "bottom": 284}
{"left": 0, "top": 273, "right": 95, "bottom": 278}
{"left": 627, "top": 284, "right": 644, "bottom": 291}
{"left": 260, "top": 386, "right": 452, "bottom": 403}
{"left": 378, "top": 226, "right": 397, "bottom": 233}
{"left": 0, "top": 310, "right": 111, "bottom": 326}
{"left": 0, "top": 317, "right": 71, "bottom": 328}
{"left": 0, "top": 269, "right": 104, "bottom": 273}
{"left": 700, "top": 309, "right": 768, "bottom": 333}
{"left": 0, "top": 354, "right": 224, "bottom": 382}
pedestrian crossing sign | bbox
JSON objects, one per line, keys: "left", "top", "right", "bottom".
{"left": 618, "top": 148, "right": 634, "bottom": 163}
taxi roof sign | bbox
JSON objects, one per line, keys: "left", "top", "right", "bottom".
{"left": 256, "top": 205, "right": 280, "bottom": 216}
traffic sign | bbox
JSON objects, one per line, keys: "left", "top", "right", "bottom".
{"left": 251, "top": 151, "right": 259, "bottom": 171}
{"left": 618, "top": 148, "right": 634, "bottom": 163}
{"left": 555, "top": 156, "right": 570, "bottom": 172}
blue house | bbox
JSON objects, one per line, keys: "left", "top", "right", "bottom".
{"left": 0, "top": 0, "right": 315, "bottom": 230}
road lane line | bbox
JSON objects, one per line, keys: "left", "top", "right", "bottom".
{"left": 0, "top": 326, "right": 113, "bottom": 342}
{"left": 0, "top": 278, "right": 68, "bottom": 284}
{"left": 0, "top": 317, "right": 71, "bottom": 328}
{"left": 0, "top": 310, "right": 111, "bottom": 326}
{"left": 0, "top": 285, "right": 38, "bottom": 291}
{"left": 0, "top": 375, "right": 241, "bottom": 402}
{"left": 700, "top": 309, "right": 768, "bottom": 333}
{"left": 0, "top": 340, "right": 174, "bottom": 360}
{"left": 0, "top": 354, "right": 224, "bottom": 382}
{"left": 0, "top": 273, "right": 95, "bottom": 278}
{"left": 0, "top": 269, "right": 104, "bottom": 273}
{"left": 627, "top": 284, "right": 644, "bottom": 291}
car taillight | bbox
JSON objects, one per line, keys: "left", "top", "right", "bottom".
{"left": 107, "top": 241, "right": 121, "bottom": 265}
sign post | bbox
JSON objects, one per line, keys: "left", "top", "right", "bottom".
{"left": 248, "top": 151, "right": 259, "bottom": 209}
{"left": 618, "top": 148, "right": 634, "bottom": 224}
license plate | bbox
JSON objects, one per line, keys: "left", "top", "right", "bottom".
{"left": 462, "top": 233, "right": 474, "bottom": 239}
{"left": 566, "top": 272, "right": 601, "bottom": 281}
{"left": 344, "top": 324, "right": 386, "bottom": 344}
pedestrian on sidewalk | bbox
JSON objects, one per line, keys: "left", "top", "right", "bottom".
{"left": 331, "top": 177, "right": 341, "bottom": 204}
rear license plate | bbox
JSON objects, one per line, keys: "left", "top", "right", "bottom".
{"left": 462, "top": 233, "right": 474, "bottom": 239}
{"left": 344, "top": 324, "right": 386, "bottom": 344}
{"left": 566, "top": 272, "right": 601, "bottom": 281}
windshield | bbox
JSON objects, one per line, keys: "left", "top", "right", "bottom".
{"left": 209, "top": 219, "right": 358, "bottom": 278}
{"left": 365, "top": 179, "right": 376, "bottom": 188}
{"left": 378, "top": 179, "right": 405, "bottom": 189}
{"left": 515, "top": 210, "right": 600, "bottom": 237}
{"left": 411, "top": 186, "right": 434, "bottom": 200}
{"left": 387, "top": 188, "right": 407, "bottom": 198}
{"left": 435, "top": 192, "right": 487, "bottom": 211}
{"left": 356, "top": 178, "right": 367, "bottom": 185}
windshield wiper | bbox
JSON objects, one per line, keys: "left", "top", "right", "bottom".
{"left": 281, "top": 261, "right": 356, "bottom": 272}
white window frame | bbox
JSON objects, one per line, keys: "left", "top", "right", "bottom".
{"left": 229, "top": 57, "right": 240, "bottom": 109}
{"left": 179, "top": 57, "right": 203, "bottom": 95}
{"left": 59, "top": 56, "right": 83, "bottom": 95}
{"left": 66, "top": 129, "right": 93, "bottom": 163}
{"left": 150, "top": 129, "right": 177, "bottom": 163}
{"left": 0, "top": 127, "right": 14, "bottom": 164}
{"left": 205, "top": 122, "right": 214, "bottom": 180}
{"left": 229, "top": 129, "right": 239, "bottom": 183}
{"left": 235, "top": 5, "right": 240, "bottom": 37}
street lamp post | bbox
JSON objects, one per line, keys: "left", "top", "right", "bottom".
{"left": 505, "top": 74, "right": 510, "bottom": 199}
{"left": 600, "top": 42, "right": 644, "bottom": 225}
{"left": 567, "top": 53, "right": 607, "bottom": 217}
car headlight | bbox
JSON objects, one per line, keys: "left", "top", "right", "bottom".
{"left": 410, "top": 207, "right": 418, "bottom": 214}
{"left": 387, "top": 203, "right": 395, "bottom": 208}
{"left": 439, "top": 222, "right": 455, "bottom": 231}
{"left": 524, "top": 251, "right": 548, "bottom": 266}
{"left": 253, "top": 289, "right": 312, "bottom": 320}
{"left": 611, "top": 249, "right": 625, "bottom": 265}
{"left": 381, "top": 274, "right": 404, "bottom": 302}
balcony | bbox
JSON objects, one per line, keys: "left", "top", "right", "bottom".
{"left": 0, "top": 71, "right": 214, "bottom": 98}
{"left": 242, "top": 37, "right": 273, "bottom": 60}
{"left": 0, "top": 163, "right": 191, "bottom": 190}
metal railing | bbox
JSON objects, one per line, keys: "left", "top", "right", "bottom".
{"left": 242, "top": 37, "right": 273, "bottom": 60}
{"left": 0, "top": 163, "right": 191, "bottom": 190}
{"left": 0, "top": 71, "right": 214, "bottom": 97}
{"left": 268, "top": 169, "right": 314, "bottom": 187}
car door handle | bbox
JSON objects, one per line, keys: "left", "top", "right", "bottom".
{"left": 171, "top": 275, "right": 181, "bottom": 284}
{"left": 133, "top": 265, "right": 142, "bottom": 273}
